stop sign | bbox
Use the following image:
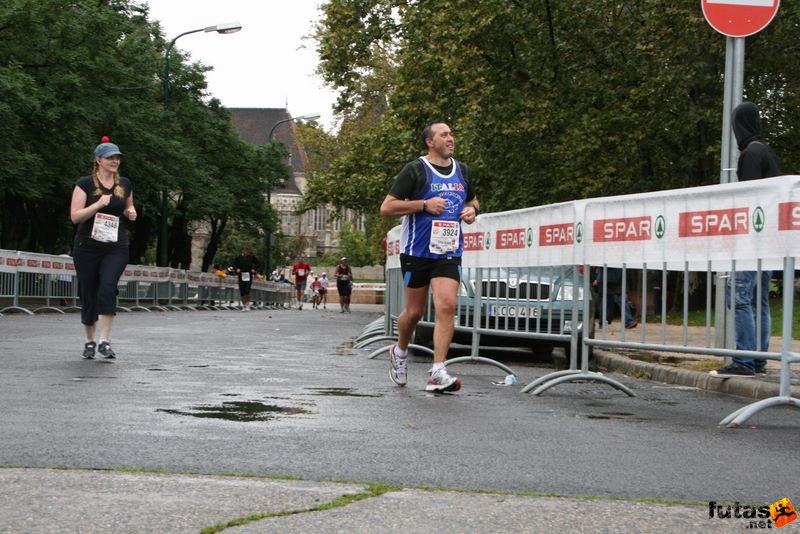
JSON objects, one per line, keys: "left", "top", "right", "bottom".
{"left": 702, "top": 0, "right": 780, "bottom": 37}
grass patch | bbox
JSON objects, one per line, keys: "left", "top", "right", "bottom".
{"left": 199, "top": 481, "right": 709, "bottom": 533}
{"left": 199, "top": 482, "right": 401, "bottom": 534}
{"left": 685, "top": 360, "right": 722, "bottom": 372}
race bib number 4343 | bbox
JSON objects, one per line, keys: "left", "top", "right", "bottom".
{"left": 429, "top": 220, "right": 460, "bottom": 254}
{"left": 91, "top": 213, "right": 119, "bottom": 243}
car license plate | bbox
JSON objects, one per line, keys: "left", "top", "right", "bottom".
{"left": 487, "top": 304, "right": 540, "bottom": 318}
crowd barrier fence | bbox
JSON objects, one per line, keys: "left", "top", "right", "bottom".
{"left": 0, "top": 251, "right": 293, "bottom": 314}
{"left": 365, "top": 175, "right": 800, "bottom": 427}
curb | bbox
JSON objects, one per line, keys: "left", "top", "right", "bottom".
{"left": 594, "top": 349, "right": 800, "bottom": 400}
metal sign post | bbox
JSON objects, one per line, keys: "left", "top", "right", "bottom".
{"left": 702, "top": 0, "right": 781, "bottom": 349}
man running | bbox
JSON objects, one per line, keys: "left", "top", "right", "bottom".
{"left": 380, "top": 121, "right": 479, "bottom": 392}
{"left": 291, "top": 257, "right": 311, "bottom": 310}
{"left": 233, "top": 246, "right": 258, "bottom": 311}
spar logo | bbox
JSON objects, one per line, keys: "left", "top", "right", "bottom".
{"left": 539, "top": 223, "right": 574, "bottom": 247}
{"left": 778, "top": 202, "right": 800, "bottom": 231}
{"left": 679, "top": 208, "right": 748, "bottom": 237}
{"left": 655, "top": 215, "right": 666, "bottom": 239}
{"left": 463, "top": 232, "right": 484, "bottom": 251}
{"left": 593, "top": 216, "right": 652, "bottom": 242}
{"left": 496, "top": 228, "right": 531, "bottom": 249}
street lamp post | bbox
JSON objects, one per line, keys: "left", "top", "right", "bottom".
{"left": 264, "top": 113, "right": 320, "bottom": 277}
{"left": 159, "top": 22, "right": 242, "bottom": 267}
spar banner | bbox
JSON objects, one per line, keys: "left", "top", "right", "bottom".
{"left": 119, "top": 265, "right": 168, "bottom": 282}
{"left": 386, "top": 225, "right": 402, "bottom": 270}
{"left": 169, "top": 269, "right": 187, "bottom": 282}
{"left": 461, "top": 200, "right": 582, "bottom": 268}
{"left": 385, "top": 175, "right": 800, "bottom": 271}
{"left": 583, "top": 174, "right": 800, "bottom": 270}
{"left": 15, "top": 252, "right": 75, "bottom": 276}
{"left": 385, "top": 201, "right": 581, "bottom": 269}
{"left": 0, "top": 249, "right": 22, "bottom": 273}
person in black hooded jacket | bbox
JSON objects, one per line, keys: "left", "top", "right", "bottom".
{"left": 732, "top": 101, "right": 781, "bottom": 182}
{"left": 710, "top": 101, "right": 781, "bottom": 379}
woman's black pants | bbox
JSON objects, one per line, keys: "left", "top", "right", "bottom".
{"left": 72, "top": 239, "right": 128, "bottom": 326}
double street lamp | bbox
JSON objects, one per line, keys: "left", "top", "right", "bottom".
{"left": 159, "top": 22, "right": 242, "bottom": 267}
{"left": 264, "top": 113, "right": 320, "bottom": 276}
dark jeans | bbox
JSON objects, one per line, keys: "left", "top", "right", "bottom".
{"left": 72, "top": 239, "right": 128, "bottom": 326}
{"left": 728, "top": 270, "right": 771, "bottom": 372}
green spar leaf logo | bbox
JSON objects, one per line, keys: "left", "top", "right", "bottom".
{"left": 527, "top": 227, "right": 533, "bottom": 247}
{"left": 485, "top": 232, "right": 491, "bottom": 249}
{"left": 576, "top": 222, "right": 583, "bottom": 244}
{"left": 753, "top": 207, "right": 765, "bottom": 232}
{"left": 655, "top": 216, "right": 665, "bottom": 239}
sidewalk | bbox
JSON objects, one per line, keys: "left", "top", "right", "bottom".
{"left": 0, "top": 467, "right": 735, "bottom": 533}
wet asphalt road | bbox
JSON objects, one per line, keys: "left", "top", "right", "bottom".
{"left": 1, "top": 305, "right": 798, "bottom": 507}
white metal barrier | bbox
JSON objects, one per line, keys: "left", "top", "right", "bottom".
{"left": 0, "top": 250, "right": 292, "bottom": 314}
{"left": 380, "top": 175, "right": 800, "bottom": 427}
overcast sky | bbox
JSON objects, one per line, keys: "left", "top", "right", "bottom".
{"left": 145, "top": 0, "right": 339, "bottom": 131}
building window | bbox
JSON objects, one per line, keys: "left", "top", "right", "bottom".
{"left": 314, "top": 206, "right": 326, "bottom": 231}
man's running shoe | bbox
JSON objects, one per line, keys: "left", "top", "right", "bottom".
{"left": 389, "top": 345, "right": 407, "bottom": 386}
{"left": 426, "top": 367, "right": 461, "bottom": 393}
{"left": 97, "top": 341, "right": 116, "bottom": 359}
{"left": 82, "top": 341, "right": 96, "bottom": 359}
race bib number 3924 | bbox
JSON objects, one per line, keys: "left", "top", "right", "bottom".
{"left": 429, "top": 220, "right": 460, "bottom": 254}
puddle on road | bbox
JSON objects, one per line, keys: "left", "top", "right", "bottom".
{"left": 147, "top": 368, "right": 168, "bottom": 372}
{"left": 646, "top": 398, "right": 681, "bottom": 406}
{"left": 72, "top": 376, "right": 117, "bottom": 381}
{"left": 305, "top": 387, "right": 382, "bottom": 398}
{"left": 584, "top": 412, "right": 637, "bottom": 420}
{"left": 157, "top": 401, "right": 310, "bottom": 422}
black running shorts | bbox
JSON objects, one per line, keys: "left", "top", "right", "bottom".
{"left": 400, "top": 254, "right": 461, "bottom": 288}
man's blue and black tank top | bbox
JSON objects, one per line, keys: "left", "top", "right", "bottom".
{"left": 399, "top": 157, "right": 469, "bottom": 259}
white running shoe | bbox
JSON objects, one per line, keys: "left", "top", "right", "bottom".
{"left": 425, "top": 367, "right": 461, "bottom": 393}
{"left": 389, "top": 345, "right": 407, "bottom": 386}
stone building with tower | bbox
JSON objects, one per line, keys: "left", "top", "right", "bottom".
{"left": 190, "top": 108, "right": 363, "bottom": 270}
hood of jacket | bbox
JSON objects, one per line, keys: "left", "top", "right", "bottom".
{"left": 732, "top": 101, "right": 763, "bottom": 150}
